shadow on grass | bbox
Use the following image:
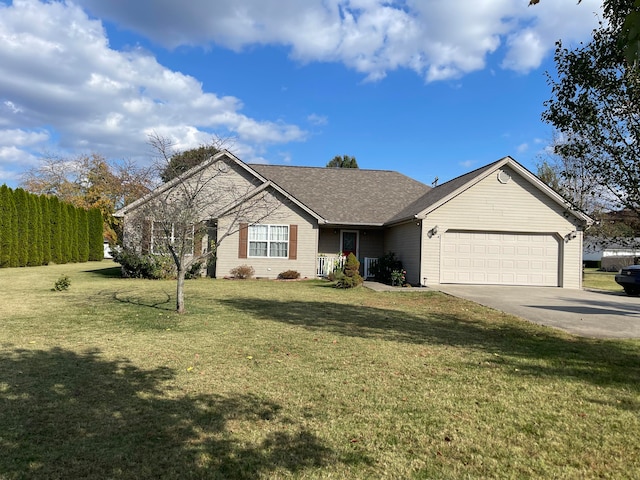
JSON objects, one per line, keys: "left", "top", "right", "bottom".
{"left": 0, "top": 347, "right": 359, "bottom": 479}
{"left": 220, "top": 297, "right": 640, "bottom": 392}
{"left": 84, "top": 265, "right": 124, "bottom": 278}
{"left": 111, "top": 290, "right": 174, "bottom": 310}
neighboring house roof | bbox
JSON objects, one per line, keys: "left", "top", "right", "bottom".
{"left": 250, "top": 164, "right": 431, "bottom": 225}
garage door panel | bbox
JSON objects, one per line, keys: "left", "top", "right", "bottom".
{"left": 441, "top": 231, "right": 559, "bottom": 286}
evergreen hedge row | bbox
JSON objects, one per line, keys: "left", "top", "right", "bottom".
{"left": 0, "top": 185, "right": 104, "bottom": 268}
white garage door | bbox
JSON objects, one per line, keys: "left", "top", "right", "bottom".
{"left": 441, "top": 231, "right": 559, "bottom": 286}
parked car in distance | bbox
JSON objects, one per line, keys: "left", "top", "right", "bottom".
{"left": 614, "top": 265, "right": 640, "bottom": 295}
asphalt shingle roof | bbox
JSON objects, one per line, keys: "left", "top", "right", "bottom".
{"left": 249, "top": 164, "right": 431, "bottom": 225}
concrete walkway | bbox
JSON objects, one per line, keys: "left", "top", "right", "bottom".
{"left": 434, "top": 285, "right": 640, "bottom": 339}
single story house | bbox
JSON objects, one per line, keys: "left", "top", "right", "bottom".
{"left": 114, "top": 151, "right": 592, "bottom": 288}
{"left": 584, "top": 238, "right": 640, "bottom": 271}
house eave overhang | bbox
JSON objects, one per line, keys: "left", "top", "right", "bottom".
{"left": 319, "top": 221, "right": 386, "bottom": 228}
{"left": 114, "top": 150, "right": 253, "bottom": 218}
{"left": 113, "top": 150, "right": 325, "bottom": 222}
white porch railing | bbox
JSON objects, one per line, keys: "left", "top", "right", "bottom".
{"left": 363, "top": 257, "right": 378, "bottom": 279}
{"left": 316, "top": 255, "right": 378, "bottom": 278}
{"left": 316, "top": 255, "right": 345, "bottom": 277}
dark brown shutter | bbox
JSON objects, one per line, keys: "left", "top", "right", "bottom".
{"left": 238, "top": 223, "right": 248, "bottom": 259}
{"left": 141, "top": 220, "right": 151, "bottom": 254}
{"left": 289, "top": 224, "right": 297, "bottom": 260}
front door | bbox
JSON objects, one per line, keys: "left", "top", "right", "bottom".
{"left": 341, "top": 231, "right": 358, "bottom": 258}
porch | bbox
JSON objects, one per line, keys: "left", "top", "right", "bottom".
{"left": 316, "top": 226, "right": 384, "bottom": 278}
{"left": 316, "top": 254, "right": 378, "bottom": 279}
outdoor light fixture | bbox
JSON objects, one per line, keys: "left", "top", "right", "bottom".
{"left": 565, "top": 230, "right": 578, "bottom": 242}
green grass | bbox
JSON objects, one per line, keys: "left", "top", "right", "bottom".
{"left": 1, "top": 261, "right": 640, "bottom": 479}
{"left": 583, "top": 268, "right": 623, "bottom": 292}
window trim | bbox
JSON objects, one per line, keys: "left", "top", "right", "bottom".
{"left": 248, "top": 224, "right": 289, "bottom": 258}
{"left": 151, "top": 221, "right": 194, "bottom": 255}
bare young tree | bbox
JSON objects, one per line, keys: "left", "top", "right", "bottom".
{"left": 535, "top": 132, "right": 610, "bottom": 215}
{"left": 128, "top": 133, "right": 282, "bottom": 314}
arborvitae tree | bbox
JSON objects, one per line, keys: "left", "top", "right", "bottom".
{"left": 49, "top": 196, "right": 63, "bottom": 264}
{"left": 68, "top": 204, "right": 79, "bottom": 263}
{"left": 78, "top": 208, "right": 90, "bottom": 262}
{"left": 0, "top": 185, "right": 17, "bottom": 267}
{"left": 59, "top": 200, "right": 70, "bottom": 264}
{"left": 40, "top": 195, "right": 51, "bottom": 265}
{"left": 27, "top": 194, "right": 43, "bottom": 266}
{"left": 88, "top": 208, "right": 104, "bottom": 261}
{"left": 13, "top": 188, "right": 29, "bottom": 267}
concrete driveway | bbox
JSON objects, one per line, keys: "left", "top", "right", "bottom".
{"left": 434, "top": 285, "right": 640, "bottom": 339}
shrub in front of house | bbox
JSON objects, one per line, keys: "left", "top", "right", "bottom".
{"left": 111, "top": 246, "right": 164, "bottom": 279}
{"left": 230, "top": 264, "right": 255, "bottom": 279}
{"left": 370, "top": 251, "right": 403, "bottom": 285}
{"left": 278, "top": 270, "right": 300, "bottom": 280}
{"left": 335, "top": 253, "right": 363, "bottom": 289}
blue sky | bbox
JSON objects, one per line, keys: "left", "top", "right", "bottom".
{"left": 0, "top": 0, "right": 602, "bottom": 188}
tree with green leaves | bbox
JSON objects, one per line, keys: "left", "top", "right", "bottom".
{"left": 326, "top": 155, "right": 359, "bottom": 168}
{"left": 13, "top": 188, "right": 29, "bottom": 267}
{"left": 542, "top": 0, "right": 640, "bottom": 226}
{"left": 68, "top": 204, "right": 79, "bottom": 263}
{"left": 49, "top": 196, "right": 63, "bottom": 264}
{"left": 26, "top": 194, "right": 42, "bottom": 266}
{"left": 88, "top": 208, "right": 104, "bottom": 261}
{"left": 78, "top": 208, "right": 90, "bottom": 263}
{"left": 40, "top": 195, "right": 51, "bottom": 265}
{"left": 160, "top": 145, "right": 221, "bottom": 182}
{"left": 59, "top": 201, "right": 70, "bottom": 264}
{"left": 0, "top": 185, "right": 17, "bottom": 268}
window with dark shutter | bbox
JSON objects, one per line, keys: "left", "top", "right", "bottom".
{"left": 238, "top": 223, "right": 248, "bottom": 259}
{"left": 289, "top": 225, "right": 297, "bottom": 260}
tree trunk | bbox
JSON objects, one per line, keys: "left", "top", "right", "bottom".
{"left": 176, "top": 267, "right": 186, "bottom": 314}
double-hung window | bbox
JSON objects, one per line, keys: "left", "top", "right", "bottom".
{"left": 151, "top": 222, "right": 194, "bottom": 255}
{"left": 248, "top": 224, "right": 288, "bottom": 258}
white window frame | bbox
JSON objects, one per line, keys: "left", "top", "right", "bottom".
{"left": 151, "top": 222, "right": 194, "bottom": 255}
{"left": 248, "top": 224, "right": 289, "bottom": 258}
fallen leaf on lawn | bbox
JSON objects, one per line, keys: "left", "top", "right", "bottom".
{"left": 186, "top": 366, "right": 193, "bottom": 372}
{"left": 246, "top": 355, "right": 253, "bottom": 360}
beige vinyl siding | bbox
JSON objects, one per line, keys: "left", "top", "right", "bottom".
{"left": 422, "top": 166, "right": 584, "bottom": 288}
{"left": 318, "top": 228, "right": 340, "bottom": 255}
{"left": 359, "top": 230, "right": 385, "bottom": 260}
{"left": 216, "top": 191, "right": 318, "bottom": 279}
{"left": 122, "top": 159, "right": 264, "bottom": 251}
{"left": 384, "top": 221, "right": 422, "bottom": 285}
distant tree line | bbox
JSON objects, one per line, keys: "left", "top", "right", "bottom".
{"left": 0, "top": 185, "right": 103, "bottom": 268}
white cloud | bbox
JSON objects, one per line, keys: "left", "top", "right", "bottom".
{"left": 76, "top": 0, "right": 601, "bottom": 81}
{"left": 0, "top": 0, "right": 307, "bottom": 176}
{"left": 307, "top": 114, "right": 328, "bottom": 126}
{"left": 459, "top": 160, "right": 475, "bottom": 169}
{"left": 517, "top": 143, "right": 529, "bottom": 154}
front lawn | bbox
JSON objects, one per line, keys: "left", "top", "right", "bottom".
{"left": 1, "top": 262, "right": 639, "bottom": 479}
